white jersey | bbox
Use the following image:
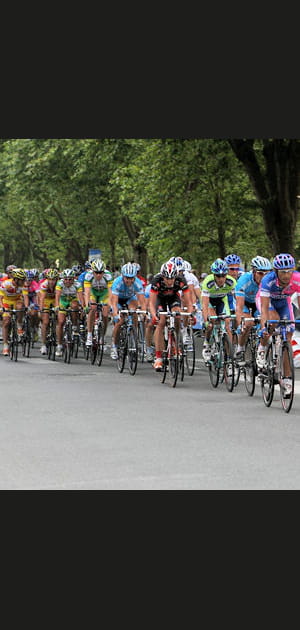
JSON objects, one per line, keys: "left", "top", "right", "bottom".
{"left": 184, "top": 271, "right": 200, "bottom": 289}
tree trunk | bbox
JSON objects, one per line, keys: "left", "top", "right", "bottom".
{"left": 228, "top": 139, "right": 300, "bottom": 256}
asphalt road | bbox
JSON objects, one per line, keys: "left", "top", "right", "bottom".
{"left": 0, "top": 327, "right": 300, "bottom": 490}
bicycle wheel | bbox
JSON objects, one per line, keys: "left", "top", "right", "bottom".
{"left": 96, "top": 322, "right": 105, "bottom": 367}
{"left": 178, "top": 332, "right": 185, "bottom": 382}
{"left": 90, "top": 332, "right": 97, "bottom": 365}
{"left": 279, "top": 342, "right": 294, "bottom": 413}
{"left": 185, "top": 328, "right": 195, "bottom": 376}
{"left": 260, "top": 343, "right": 274, "bottom": 407}
{"left": 168, "top": 329, "right": 179, "bottom": 387}
{"left": 231, "top": 331, "right": 240, "bottom": 387}
{"left": 127, "top": 327, "right": 138, "bottom": 375}
{"left": 23, "top": 319, "right": 32, "bottom": 358}
{"left": 63, "top": 323, "right": 72, "bottom": 364}
{"left": 137, "top": 320, "right": 145, "bottom": 363}
{"left": 244, "top": 337, "right": 256, "bottom": 396}
{"left": 117, "top": 326, "right": 127, "bottom": 373}
{"left": 223, "top": 334, "right": 235, "bottom": 392}
{"left": 208, "top": 338, "right": 220, "bottom": 388}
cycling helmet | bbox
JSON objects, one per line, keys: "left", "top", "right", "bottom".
{"left": 11, "top": 268, "right": 27, "bottom": 280}
{"left": 31, "top": 268, "right": 39, "bottom": 278}
{"left": 72, "top": 264, "right": 82, "bottom": 275}
{"left": 174, "top": 256, "right": 184, "bottom": 268}
{"left": 6, "top": 264, "right": 17, "bottom": 274}
{"left": 210, "top": 258, "right": 228, "bottom": 275}
{"left": 26, "top": 270, "right": 35, "bottom": 282}
{"left": 62, "top": 268, "right": 75, "bottom": 279}
{"left": 182, "top": 260, "right": 192, "bottom": 272}
{"left": 134, "top": 263, "right": 141, "bottom": 272}
{"left": 84, "top": 260, "right": 92, "bottom": 270}
{"left": 121, "top": 262, "right": 136, "bottom": 278}
{"left": 273, "top": 253, "right": 295, "bottom": 270}
{"left": 224, "top": 254, "right": 241, "bottom": 265}
{"left": 161, "top": 261, "right": 178, "bottom": 279}
{"left": 91, "top": 259, "right": 105, "bottom": 273}
{"left": 46, "top": 268, "right": 59, "bottom": 279}
{"left": 251, "top": 256, "right": 272, "bottom": 271}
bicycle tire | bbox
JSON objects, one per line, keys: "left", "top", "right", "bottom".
{"left": 185, "top": 328, "right": 195, "bottom": 376}
{"left": 127, "top": 327, "right": 138, "bottom": 375}
{"left": 279, "top": 342, "right": 295, "bottom": 413}
{"left": 63, "top": 322, "right": 72, "bottom": 364}
{"left": 261, "top": 343, "right": 274, "bottom": 407}
{"left": 231, "top": 331, "right": 240, "bottom": 387}
{"left": 117, "top": 326, "right": 127, "bottom": 373}
{"left": 96, "top": 322, "right": 105, "bottom": 367}
{"left": 168, "top": 329, "right": 179, "bottom": 387}
{"left": 244, "top": 337, "right": 256, "bottom": 396}
{"left": 137, "top": 320, "right": 145, "bottom": 363}
{"left": 208, "top": 338, "right": 220, "bottom": 388}
{"left": 223, "top": 334, "right": 235, "bottom": 392}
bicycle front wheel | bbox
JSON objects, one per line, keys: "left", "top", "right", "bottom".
{"left": 117, "top": 327, "right": 127, "bottom": 373}
{"left": 208, "top": 339, "right": 220, "bottom": 388}
{"left": 127, "top": 328, "right": 138, "bottom": 375}
{"left": 261, "top": 343, "right": 274, "bottom": 407}
{"left": 185, "top": 329, "right": 195, "bottom": 376}
{"left": 279, "top": 342, "right": 294, "bottom": 413}
{"left": 223, "top": 334, "right": 235, "bottom": 392}
{"left": 244, "top": 338, "right": 256, "bottom": 396}
{"left": 231, "top": 331, "right": 240, "bottom": 387}
{"left": 96, "top": 322, "right": 105, "bottom": 367}
{"left": 137, "top": 321, "right": 145, "bottom": 363}
{"left": 168, "top": 329, "right": 179, "bottom": 388}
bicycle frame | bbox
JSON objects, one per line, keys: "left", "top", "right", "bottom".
{"left": 206, "top": 314, "right": 235, "bottom": 392}
{"left": 116, "top": 309, "right": 138, "bottom": 375}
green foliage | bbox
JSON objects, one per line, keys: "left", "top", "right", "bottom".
{"left": 0, "top": 138, "right": 298, "bottom": 274}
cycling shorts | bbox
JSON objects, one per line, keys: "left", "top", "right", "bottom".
{"left": 58, "top": 296, "right": 80, "bottom": 311}
{"left": 90, "top": 288, "right": 109, "bottom": 305}
{"left": 2, "top": 298, "right": 25, "bottom": 317}
{"left": 156, "top": 295, "right": 181, "bottom": 311}
{"left": 209, "top": 296, "right": 230, "bottom": 316}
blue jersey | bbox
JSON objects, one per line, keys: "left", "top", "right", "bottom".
{"left": 111, "top": 275, "right": 144, "bottom": 300}
{"left": 235, "top": 271, "right": 259, "bottom": 304}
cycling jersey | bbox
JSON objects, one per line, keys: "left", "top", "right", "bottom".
{"left": 256, "top": 270, "right": 300, "bottom": 327}
{"left": 0, "top": 279, "right": 28, "bottom": 300}
{"left": 201, "top": 273, "right": 236, "bottom": 315}
{"left": 150, "top": 274, "right": 189, "bottom": 298}
{"left": 84, "top": 270, "right": 113, "bottom": 304}
{"left": 111, "top": 275, "right": 144, "bottom": 300}
{"left": 235, "top": 271, "right": 260, "bottom": 315}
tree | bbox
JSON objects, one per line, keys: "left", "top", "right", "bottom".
{"left": 228, "top": 139, "right": 300, "bottom": 256}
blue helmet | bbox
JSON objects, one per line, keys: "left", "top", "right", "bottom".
{"left": 273, "top": 253, "right": 295, "bottom": 270}
{"left": 211, "top": 258, "right": 228, "bottom": 275}
{"left": 251, "top": 256, "right": 272, "bottom": 271}
{"left": 121, "top": 262, "right": 136, "bottom": 278}
{"left": 26, "top": 270, "right": 35, "bottom": 282}
{"left": 224, "top": 254, "right": 241, "bottom": 265}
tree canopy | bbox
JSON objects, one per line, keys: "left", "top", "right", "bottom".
{"left": 0, "top": 138, "right": 299, "bottom": 274}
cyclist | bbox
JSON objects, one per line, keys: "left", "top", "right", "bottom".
{"left": 84, "top": 259, "right": 113, "bottom": 348}
{"left": 110, "top": 262, "right": 146, "bottom": 360}
{"left": 255, "top": 253, "right": 300, "bottom": 395}
{"left": 54, "top": 268, "right": 85, "bottom": 357}
{"left": 224, "top": 254, "right": 243, "bottom": 312}
{"left": 25, "top": 269, "right": 40, "bottom": 342}
{"left": 78, "top": 261, "right": 92, "bottom": 289}
{"left": 201, "top": 258, "right": 236, "bottom": 362}
{"left": 39, "top": 268, "right": 60, "bottom": 355}
{"left": 234, "top": 256, "right": 272, "bottom": 362}
{"left": 0, "top": 268, "right": 29, "bottom": 355}
{"left": 148, "top": 260, "right": 193, "bottom": 372}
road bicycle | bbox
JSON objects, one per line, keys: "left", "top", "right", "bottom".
{"left": 61, "top": 307, "right": 81, "bottom": 364}
{"left": 41, "top": 306, "right": 57, "bottom": 360}
{"left": 259, "top": 319, "right": 300, "bottom": 413}
{"left": 86, "top": 303, "right": 105, "bottom": 367}
{"left": 3, "top": 306, "right": 26, "bottom": 362}
{"left": 179, "top": 310, "right": 196, "bottom": 377}
{"left": 136, "top": 309, "right": 148, "bottom": 363}
{"left": 116, "top": 309, "right": 138, "bottom": 375}
{"left": 158, "top": 309, "right": 181, "bottom": 388}
{"left": 234, "top": 316, "right": 260, "bottom": 396}
{"left": 205, "top": 314, "right": 235, "bottom": 392}
{"left": 21, "top": 308, "right": 32, "bottom": 358}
